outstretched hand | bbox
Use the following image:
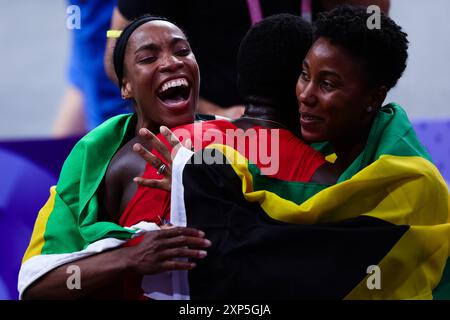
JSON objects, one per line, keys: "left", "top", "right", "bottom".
{"left": 126, "top": 227, "right": 211, "bottom": 275}
{"left": 132, "top": 126, "right": 192, "bottom": 191}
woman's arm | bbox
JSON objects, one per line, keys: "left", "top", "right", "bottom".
{"left": 23, "top": 227, "right": 210, "bottom": 299}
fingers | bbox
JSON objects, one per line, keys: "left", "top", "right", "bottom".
{"left": 133, "top": 228, "right": 211, "bottom": 274}
{"left": 138, "top": 128, "right": 172, "bottom": 163}
{"left": 160, "top": 247, "right": 208, "bottom": 260}
{"left": 133, "top": 143, "right": 164, "bottom": 170}
{"left": 159, "top": 260, "right": 197, "bottom": 272}
{"left": 160, "top": 126, "right": 187, "bottom": 160}
{"left": 156, "top": 226, "right": 205, "bottom": 239}
{"left": 158, "top": 234, "right": 212, "bottom": 250}
{"left": 133, "top": 177, "right": 171, "bottom": 192}
{"left": 160, "top": 126, "right": 181, "bottom": 149}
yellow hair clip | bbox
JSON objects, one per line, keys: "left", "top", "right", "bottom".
{"left": 106, "top": 30, "right": 123, "bottom": 39}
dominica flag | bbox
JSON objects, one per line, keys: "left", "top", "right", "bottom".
{"left": 17, "top": 114, "right": 145, "bottom": 298}
{"left": 171, "top": 103, "right": 450, "bottom": 300}
{"left": 18, "top": 113, "right": 229, "bottom": 300}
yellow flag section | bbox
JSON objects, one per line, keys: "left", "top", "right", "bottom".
{"left": 22, "top": 187, "right": 57, "bottom": 264}
{"left": 205, "top": 145, "right": 450, "bottom": 299}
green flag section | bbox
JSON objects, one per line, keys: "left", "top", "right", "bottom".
{"left": 23, "top": 113, "right": 137, "bottom": 261}
{"left": 18, "top": 114, "right": 140, "bottom": 298}
{"left": 171, "top": 103, "right": 450, "bottom": 299}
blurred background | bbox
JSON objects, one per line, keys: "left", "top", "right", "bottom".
{"left": 0, "top": 0, "right": 68, "bottom": 138}
{"left": 0, "top": 0, "right": 449, "bottom": 300}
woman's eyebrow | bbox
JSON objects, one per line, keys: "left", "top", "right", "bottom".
{"left": 135, "top": 37, "right": 188, "bottom": 54}
{"left": 319, "top": 69, "right": 343, "bottom": 81}
{"left": 135, "top": 43, "right": 159, "bottom": 54}
{"left": 170, "top": 37, "right": 189, "bottom": 46}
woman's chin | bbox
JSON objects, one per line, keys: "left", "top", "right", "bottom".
{"left": 301, "top": 130, "right": 326, "bottom": 143}
{"left": 165, "top": 110, "right": 196, "bottom": 129}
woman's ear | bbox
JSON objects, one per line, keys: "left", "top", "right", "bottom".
{"left": 370, "top": 86, "right": 388, "bottom": 110}
{"left": 365, "top": 86, "right": 387, "bottom": 113}
{"left": 121, "top": 78, "right": 133, "bottom": 100}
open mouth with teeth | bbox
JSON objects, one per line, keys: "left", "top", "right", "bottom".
{"left": 157, "top": 77, "right": 191, "bottom": 108}
{"left": 301, "top": 113, "right": 323, "bottom": 121}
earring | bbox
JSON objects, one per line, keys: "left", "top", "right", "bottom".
{"left": 366, "top": 106, "right": 373, "bottom": 113}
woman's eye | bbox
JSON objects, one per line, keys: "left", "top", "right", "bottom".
{"left": 139, "top": 56, "right": 157, "bottom": 64}
{"left": 300, "top": 71, "right": 310, "bottom": 81}
{"left": 176, "top": 48, "right": 191, "bottom": 56}
{"left": 321, "top": 81, "right": 335, "bottom": 91}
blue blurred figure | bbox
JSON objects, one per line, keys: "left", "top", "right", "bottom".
{"left": 53, "top": 0, "right": 130, "bottom": 137}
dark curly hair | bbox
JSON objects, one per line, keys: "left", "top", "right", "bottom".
{"left": 237, "top": 13, "right": 313, "bottom": 109}
{"left": 237, "top": 14, "right": 313, "bottom": 134}
{"left": 314, "top": 5, "right": 409, "bottom": 90}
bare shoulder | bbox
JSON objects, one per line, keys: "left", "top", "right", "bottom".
{"left": 103, "top": 136, "right": 147, "bottom": 221}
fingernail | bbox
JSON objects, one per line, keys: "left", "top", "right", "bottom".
{"left": 198, "top": 250, "right": 207, "bottom": 258}
{"left": 133, "top": 177, "right": 140, "bottom": 183}
{"left": 198, "top": 230, "right": 205, "bottom": 237}
{"left": 190, "top": 262, "right": 196, "bottom": 269}
{"left": 203, "top": 239, "right": 212, "bottom": 247}
{"left": 133, "top": 144, "right": 141, "bottom": 152}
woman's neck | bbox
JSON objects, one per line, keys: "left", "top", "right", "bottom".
{"left": 234, "top": 104, "right": 289, "bottom": 129}
{"left": 332, "top": 127, "right": 372, "bottom": 170}
{"left": 135, "top": 119, "right": 158, "bottom": 135}
{"left": 242, "top": 104, "right": 283, "bottom": 121}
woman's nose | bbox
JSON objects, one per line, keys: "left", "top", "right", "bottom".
{"left": 298, "top": 82, "right": 317, "bottom": 107}
{"left": 160, "top": 54, "right": 184, "bottom": 72}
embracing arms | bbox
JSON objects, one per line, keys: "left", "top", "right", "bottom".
{"left": 23, "top": 226, "right": 210, "bottom": 299}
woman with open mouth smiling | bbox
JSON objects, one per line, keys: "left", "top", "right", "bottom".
{"left": 20, "top": 15, "right": 212, "bottom": 300}
{"left": 116, "top": 16, "right": 199, "bottom": 132}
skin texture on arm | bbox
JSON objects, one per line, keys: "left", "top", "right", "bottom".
{"left": 22, "top": 227, "right": 210, "bottom": 300}
{"left": 320, "top": 0, "right": 390, "bottom": 14}
{"left": 104, "top": 7, "right": 130, "bottom": 85}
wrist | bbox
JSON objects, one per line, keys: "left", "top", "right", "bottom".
{"left": 118, "top": 245, "right": 138, "bottom": 274}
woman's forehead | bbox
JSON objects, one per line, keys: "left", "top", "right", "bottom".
{"left": 307, "top": 38, "right": 366, "bottom": 76}
{"left": 308, "top": 38, "right": 346, "bottom": 62}
{"left": 305, "top": 38, "right": 363, "bottom": 67}
{"left": 129, "top": 20, "right": 186, "bottom": 45}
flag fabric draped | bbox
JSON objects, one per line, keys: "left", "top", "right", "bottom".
{"left": 171, "top": 103, "right": 450, "bottom": 300}
{"left": 18, "top": 103, "right": 450, "bottom": 300}
{"left": 17, "top": 113, "right": 231, "bottom": 299}
{"left": 18, "top": 114, "right": 143, "bottom": 298}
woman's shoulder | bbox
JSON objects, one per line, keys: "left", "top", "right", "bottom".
{"left": 78, "top": 113, "right": 135, "bottom": 146}
{"left": 59, "top": 113, "right": 135, "bottom": 179}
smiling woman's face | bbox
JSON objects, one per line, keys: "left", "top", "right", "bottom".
{"left": 296, "top": 37, "right": 375, "bottom": 144}
{"left": 121, "top": 20, "right": 200, "bottom": 130}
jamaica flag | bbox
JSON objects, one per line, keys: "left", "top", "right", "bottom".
{"left": 171, "top": 104, "right": 450, "bottom": 300}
